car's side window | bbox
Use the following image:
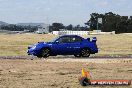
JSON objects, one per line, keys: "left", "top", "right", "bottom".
{"left": 58, "top": 36, "right": 71, "bottom": 43}
{"left": 71, "top": 37, "right": 82, "bottom": 42}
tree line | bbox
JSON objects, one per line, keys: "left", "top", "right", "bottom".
{"left": 0, "top": 24, "right": 38, "bottom": 32}
{"left": 85, "top": 12, "right": 132, "bottom": 33}
{"left": 0, "top": 23, "right": 88, "bottom": 32}
{"left": 49, "top": 23, "right": 88, "bottom": 32}
{"left": 0, "top": 12, "right": 132, "bottom": 33}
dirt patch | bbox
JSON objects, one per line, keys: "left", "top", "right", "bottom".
{"left": 0, "top": 58, "right": 131, "bottom": 88}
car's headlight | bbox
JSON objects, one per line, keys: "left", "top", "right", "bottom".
{"left": 32, "top": 46, "right": 36, "bottom": 49}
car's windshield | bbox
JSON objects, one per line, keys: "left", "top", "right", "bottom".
{"left": 49, "top": 36, "right": 59, "bottom": 42}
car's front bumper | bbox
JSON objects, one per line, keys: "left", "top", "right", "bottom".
{"left": 27, "top": 49, "right": 40, "bottom": 56}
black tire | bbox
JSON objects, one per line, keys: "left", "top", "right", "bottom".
{"left": 74, "top": 54, "right": 81, "bottom": 58}
{"left": 41, "top": 48, "right": 50, "bottom": 58}
{"left": 79, "top": 77, "right": 89, "bottom": 86}
{"left": 36, "top": 55, "right": 42, "bottom": 58}
{"left": 81, "top": 48, "right": 90, "bottom": 57}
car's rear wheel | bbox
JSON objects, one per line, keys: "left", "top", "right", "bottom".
{"left": 81, "top": 48, "right": 90, "bottom": 57}
{"left": 41, "top": 48, "right": 50, "bottom": 58}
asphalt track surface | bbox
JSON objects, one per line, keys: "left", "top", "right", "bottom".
{"left": 0, "top": 55, "right": 132, "bottom": 60}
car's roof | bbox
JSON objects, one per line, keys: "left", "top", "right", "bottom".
{"left": 60, "top": 35, "right": 81, "bottom": 37}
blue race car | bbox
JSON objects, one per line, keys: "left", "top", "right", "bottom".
{"left": 27, "top": 35, "right": 98, "bottom": 58}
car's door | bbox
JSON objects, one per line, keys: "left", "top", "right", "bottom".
{"left": 52, "top": 36, "right": 71, "bottom": 55}
{"left": 68, "top": 36, "right": 82, "bottom": 54}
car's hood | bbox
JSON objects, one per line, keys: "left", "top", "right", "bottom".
{"left": 28, "top": 42, "right": 54, "bottom": 49}
{"left": 38, "top": 42, "right": 53, "bottom": 44}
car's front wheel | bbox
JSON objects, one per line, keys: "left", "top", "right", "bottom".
{"left": 74, "top": 54, "right": 81, "bottom": 58}
{"left": 36, "top": 55, "right": 42, "bottom": 58}
{"left": 41, "top": 48, "right": 50, "bottom": 58}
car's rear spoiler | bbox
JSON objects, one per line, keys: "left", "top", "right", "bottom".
{"left": 87, "top": 37, "right": 97, "bottom": 43}
{"left": 92, "top": 37, "right": 97, "bottom": 42}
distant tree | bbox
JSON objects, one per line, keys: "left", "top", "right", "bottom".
{"left": 127, "top": 19, "right": 132, "bottom": 33}
{"left": 80, "top": 26, "right": 88, "bottom": 31}
{"left": 130, "top": 16, "right": 132, "bottom": 20}
{"left": 85, "top": 13, "right": 104, "bottom": 31}
{"left": 85, "top": 13, "right": 96, "bottom": 30}
{"left": 49, "top": 25, "right": 53, "bottom": 32}
{"left": 66, "top": 24, "right": 73, "bottom": 30}
{"left": 74, "top": 24, "right": 81, "bottom": 31}
{"left": 85, "top": 12, "right": 132, "bottom": 33}
{"left": 51, "top": 23, "right": 65, "bottom": 31}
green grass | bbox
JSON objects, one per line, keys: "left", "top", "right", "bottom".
{"left": 84, "top": 34, "right": 132, "bottom": 55}
{"left": 0, "top": 34, "right": 132, "bottom": 56}
{"left": 0, "top": 34, "right": 56, "bottom": 56}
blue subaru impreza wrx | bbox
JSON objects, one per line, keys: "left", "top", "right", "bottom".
{"left": 27, "top": 35, "right": 98, "bottom": 58}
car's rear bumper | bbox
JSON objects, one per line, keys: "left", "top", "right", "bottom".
{"left": 91, "top": 49, "right": 98, "bottom": 54}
